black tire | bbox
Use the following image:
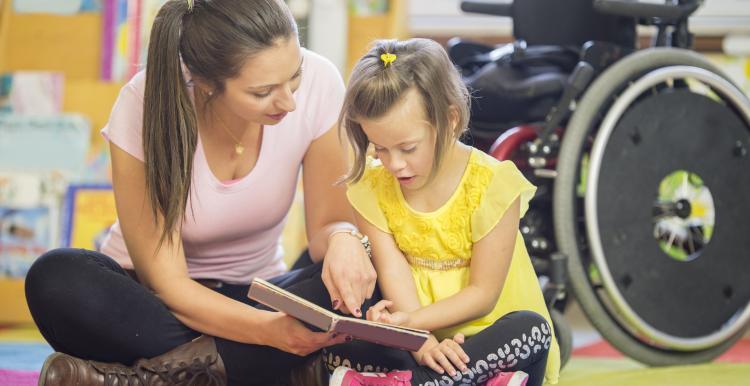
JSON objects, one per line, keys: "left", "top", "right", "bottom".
{"left": 551, "top": 308, "right": 572, "bottom": 369}
{"left": 554, "top": 48, "right": 750, "bottom": 366}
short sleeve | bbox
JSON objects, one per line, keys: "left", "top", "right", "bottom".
{"left": 471, "top": 160, "right": 536, "bottom": 242}
{"left": 302, "top": 50, "right": 345, "bottom": 140}
{"left": 100, "top": 71, "right": 146, "bottom": 161}
{"left": 346, "top": 165, "right": 391, "bottom": 233}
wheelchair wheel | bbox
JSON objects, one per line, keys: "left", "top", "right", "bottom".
{"left": 554, "top": 48, "right": 750, "bottom": 365}
{"left": 551, "top": 308, "right": 572, "bottom": 369}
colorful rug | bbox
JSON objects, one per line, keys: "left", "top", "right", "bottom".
{"left": 1, "top": 323, "right": 748, "bottom": 386}
{"left": 0, "top": 324, "right": 50, "bottom": 386}
{"left": 572, "top": 338, "right": 750, "bottom": 363}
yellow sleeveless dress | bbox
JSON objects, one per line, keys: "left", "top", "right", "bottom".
{"left": 346, "top": 149, "right": 560, "bottom": 384}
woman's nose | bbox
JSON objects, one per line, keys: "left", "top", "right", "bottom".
{"left": 276, "top": 85, "right": 296, "bottom": 112}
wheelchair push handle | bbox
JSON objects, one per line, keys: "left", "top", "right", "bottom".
{"left": 593, "top": 0, "right": 702, "bottom": 22}
{"left": 460, "top": 0, "right": 513, "bottom": 18}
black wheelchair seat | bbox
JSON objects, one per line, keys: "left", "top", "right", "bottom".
{"left": 454, "top": 43, "right": 580, "bottom": 131}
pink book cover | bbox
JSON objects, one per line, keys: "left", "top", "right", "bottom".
{"left": 248, "top": 278, "right": 429, "bottom": 351}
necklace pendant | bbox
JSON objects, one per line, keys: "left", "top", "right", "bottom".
{"left": 235, "top": 144, "right": 245, "bottom": 155}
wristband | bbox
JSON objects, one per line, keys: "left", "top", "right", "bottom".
{"left": 330, "top": 229, "right": 372, "bottom": 260}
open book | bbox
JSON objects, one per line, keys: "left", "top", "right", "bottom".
{"left": 248, "top": 278, "right": 430, "bottom": 352}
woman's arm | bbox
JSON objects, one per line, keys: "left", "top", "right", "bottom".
{"left": 406, "top": 198, "right": 521, "bottom": 332}
{"left": 111, "top": 144, "right": 343, "bottom": 354}
{"left": 302, "top": 124, "right": 376, "bottom": 316}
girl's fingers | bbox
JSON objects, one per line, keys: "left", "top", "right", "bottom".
{"left": 433, "top": 350, "right": 456, "bottom": 376}
{"left": 422, "top": 354, "right": 444, "bottom": 375}
{"left": 446, "top": 339, "right": 470, "bottom": 363}
{"left": 441, "top": 344, "right": 468, "bottom": 372}
{"left": 371, "top": 299, "right": 393, "bottom": 311}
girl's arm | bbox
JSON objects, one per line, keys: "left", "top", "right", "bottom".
{"left": 357, "top": 211, "right": 471, "bottom": 375}
{"left": 302, "top": 124, "right": 377, "bottom": 316}
{"left": 111, "top": 144, "right": 344, "bottom": 355}
{"left": 354, "top": 212, "right": 422, "bottom": 314}
{"left": 406, "top": 198, "right": 521, "bottom": 332}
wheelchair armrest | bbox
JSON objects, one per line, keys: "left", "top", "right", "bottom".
{"left": 593, "top": 0, "right": 702, "bottom": 22}
{"left": 460, "top": 0, "right": 513, "bottom": 18}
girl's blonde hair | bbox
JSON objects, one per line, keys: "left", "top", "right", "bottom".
{"left": 340, "top": 38, "right": 470, "bottom": 183}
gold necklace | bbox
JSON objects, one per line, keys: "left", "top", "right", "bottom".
{"left": 214, "top": 112, "right": 247, "bottom": 155}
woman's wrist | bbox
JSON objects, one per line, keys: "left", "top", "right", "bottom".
{"left": 328, "top": 228, "right": 372, "bottom": 259}
{"left": 246, "top": 308, "right": 279, "bottom": 346}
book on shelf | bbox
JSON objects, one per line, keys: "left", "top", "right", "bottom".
{"left": 248, "top": 278, "right": 430, "bottom": 352}
{"left": 61, "top": 184, "right": 116, "bottom": 251}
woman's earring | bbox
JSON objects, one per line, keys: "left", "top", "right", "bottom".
{"left": 208, "top": 90, "right": 214, "bottom": 96}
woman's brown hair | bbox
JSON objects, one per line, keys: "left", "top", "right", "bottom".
{"left": 143, "top": 0, "right": 296, "bottom": 246}
{"left": 339, "top": 38, "right": 470, "bottom": 183}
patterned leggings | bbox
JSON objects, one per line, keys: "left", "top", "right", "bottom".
{"left": 323, "top": 310, "right": 551, "bottom": 386}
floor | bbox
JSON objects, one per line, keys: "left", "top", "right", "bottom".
{"left": 1, "top": 300, "right": 749, "bottom": 385}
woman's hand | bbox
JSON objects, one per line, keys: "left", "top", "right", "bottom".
{"left": 322, "top": 232, "right": 377, "bottom": 317}
{"left": 264, "top": 312, "right": 348, "bottom": 356}
{"left": 413, "top": 334, "right": 470, "bottom": 377}
{"left": 366, "top": 300, "right": 410, "bottom": 326}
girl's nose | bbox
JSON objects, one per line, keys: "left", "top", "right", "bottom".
{"left": 388, "top": 153, "right": 407, "bottom": 172}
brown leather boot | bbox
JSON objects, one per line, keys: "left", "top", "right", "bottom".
{"left": 38, "top": 335, "right": 226, "bottom": 385}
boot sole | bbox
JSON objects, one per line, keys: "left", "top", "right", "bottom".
{"left": 38, "top": 352, "right": 65, "bottom": 386}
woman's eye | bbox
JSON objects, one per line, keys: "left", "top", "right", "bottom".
{"left": 402, "top": 146, "right": 416, "bottom": 153}
{"left": 253, "top": 91, "right": 271, "bottom": 98}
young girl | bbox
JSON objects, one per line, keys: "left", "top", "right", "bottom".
{"left": 326, "top": 38, "right": 560, "bottom": 386}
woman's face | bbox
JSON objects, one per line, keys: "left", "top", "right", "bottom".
{"left": 217, "top": 36, "right": 303, "bottom": 125}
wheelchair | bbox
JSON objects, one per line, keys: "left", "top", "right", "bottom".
{"left": 449, "top": 0, "right": 750, "bottom": 367}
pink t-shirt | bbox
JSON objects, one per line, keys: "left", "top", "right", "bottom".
{"left": 100, "top": 49, "right": 345, "bottom": 284}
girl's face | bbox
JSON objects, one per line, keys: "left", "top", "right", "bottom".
{"left": 217, "top": 36, "right": 303, "bottom": 125}
{"left": 359, "top": 88, "right": 437, "bottom": 192}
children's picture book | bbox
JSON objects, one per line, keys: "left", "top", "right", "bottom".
{"left": 0, "top": 206, "right": 52, "bottom": 278}
{"left": 0, "top": 114, "right": 90, "bottom": 178}
{"left": 0, "top": 173, "right": 64, "bottom": 278}
{"left": 248, "top": 278, "right": 430, "bottom": 352}
{"left": 61, "top": 184, "right": 117, "bottom": 251}
{"left": 0, "top": 72, "right": 64, "bottom": 114}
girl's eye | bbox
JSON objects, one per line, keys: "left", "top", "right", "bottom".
{"left": 402, "top": 146, "right": 416, "bottom": 153}
{"left": 373, "top": 146, "right": 385, "bottom": 152}
{"left": 253, "top": 91, "right": 271, "bottom": 98}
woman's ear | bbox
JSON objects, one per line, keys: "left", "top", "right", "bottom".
{"left": 192, "top": 77, "right": 215, "bottom": 97}
{"left": 448, "top": 105, "right": 461, "bottom": 138}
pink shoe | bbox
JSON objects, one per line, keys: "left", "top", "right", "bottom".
{"left": 485, "top": 370, "right": 529, "bottom": 386}
{"left": 329, "top": 366, "right": 412, "bottom": 386}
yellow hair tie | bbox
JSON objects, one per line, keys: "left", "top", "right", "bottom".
{"left": 380, "top": 53, "right": 397, "bottom": 67}
{"left": 187, "top": 0, "right": 194, "bottom": 11}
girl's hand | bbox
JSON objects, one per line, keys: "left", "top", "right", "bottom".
{"left": 265, "top": 313, "right": 348, "bottom": 356}
{"left": 414, "top": 334, "right": 470, "bottom": 377}
{"left": 366, "top": 300, "right": 410, "bottom": 326}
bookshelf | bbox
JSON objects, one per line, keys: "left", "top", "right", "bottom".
{"left": 346, "top": 0, "right": 408, "bottom": 76}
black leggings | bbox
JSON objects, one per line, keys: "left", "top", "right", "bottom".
{"left": 24, "top": 248, "right": 334, "bottom": 386}
{"left": 323, "top": 307, "right": 551, "bottom": 386}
